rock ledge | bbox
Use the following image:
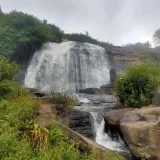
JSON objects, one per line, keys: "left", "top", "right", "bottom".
{"left": 104, "top": 106, "right": 160, "bottom": 159}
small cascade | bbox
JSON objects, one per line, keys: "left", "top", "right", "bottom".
{"left": 90, "top": 112, "right": 125, "bottom": 151}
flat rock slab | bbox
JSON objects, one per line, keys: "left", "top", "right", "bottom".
{"left": 104, "top": 108, "right": 134, "bottom": 125}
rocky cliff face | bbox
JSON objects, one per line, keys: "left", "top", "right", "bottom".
{"left": 106, "top": 46, "right": 141, "bottom": 70}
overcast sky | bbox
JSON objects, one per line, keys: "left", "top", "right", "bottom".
{"left": 1, "top": 0, "right": 160, "bottom": 46}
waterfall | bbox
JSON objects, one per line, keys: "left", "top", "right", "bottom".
{"left": 24, "top": 41, "right": 109, "bottom": 92}
{"left": 90, "top": 112, "right": 127, "bottom": 152}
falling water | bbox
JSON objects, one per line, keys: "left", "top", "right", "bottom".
{"left": 24, "top": 41, "right": 110, "bottom": 92}
{"left": 90, "top": 112, "right": 125, "bottom": 152}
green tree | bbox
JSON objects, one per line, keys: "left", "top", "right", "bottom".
{"left": 114, "top": 63, "right": 160, "bottom": 108}
{"left": 153, "top": 29, "right": 160, "bottom": 46}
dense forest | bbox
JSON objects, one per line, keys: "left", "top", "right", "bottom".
{"left": 0, "top": 8, "right": 113, "bottom": 62}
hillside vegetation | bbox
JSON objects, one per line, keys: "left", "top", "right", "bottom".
{"left": 0, "top": 9, "right": 112, "bottom": 59}
{"left": 0, "top": 56, "right": 125, "bottom": 160}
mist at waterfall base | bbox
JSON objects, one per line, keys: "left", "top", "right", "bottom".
{"left": 24, "top": 41, "right": 109, "bottom": 92}
{"left": 24, "top": 41, "right": 130, "bottom": 156}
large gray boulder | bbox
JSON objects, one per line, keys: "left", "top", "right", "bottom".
{"left": 104, "top": 106, "right": 160, "bottom": 159}
{"left": 69, "top": 109, "right": 94, "bottom": 140}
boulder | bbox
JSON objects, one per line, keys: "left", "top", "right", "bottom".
{"left": 104, "top": 108, "right": 134, "bottom": 126}
{"left": 69, "top": 109, "right": 94, "bottom": 140}
{"left": 100, "top": 83, "right": 114, "bottom": 95}
{"left": 79, "top": 88, "right": 104, "bottom": 94}
{"left": 104, "top": 106, "right": 160, "bottom": 159}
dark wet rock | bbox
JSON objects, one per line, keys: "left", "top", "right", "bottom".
{"left": 79, "top": 88, "right": 104, "bottom": 94}
{"left": 93, "top": 101, "right": 101, "bottom": 106}
{"left": 69, "top": 109, "right": 94, "bottom": 140}
{"left": 79, "top": 85, "right": 114, "bottom": 95}
{"left": 109, "top": 68, "right": 123, "bottom": 83}
{"left": 35, "top": 92, "right": 45, "bottom": 97}
{"left": 100, "top": 83, "right": 114, "bottom": 95}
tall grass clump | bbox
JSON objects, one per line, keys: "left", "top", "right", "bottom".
{"left": 52, "top": 94, "right": 77, "bottom": 115}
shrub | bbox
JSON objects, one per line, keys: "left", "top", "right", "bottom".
{"left": 0, "top": 56, "right": 18, "bottom": 81}
{"left": 52, "top": 94, "right": 77, "bottom": 115}
{"left": 0, "top": 80, "right": 26, "bottom": 100}
{"left": 0, "top": 96, "right": 38, "bottom": 124}
{"left": 0, "top": 132, "right": 34, "bottom": 160}
{"left": 114, "top": 63, "right": 160, "bottom": 108}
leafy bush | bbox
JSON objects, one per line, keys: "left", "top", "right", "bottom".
{"left": 114, "top": 63, "right": 160, "bottom": 108}
{"left": 0, "top": 96, "right": 38, "bottom": 125}
{"left": 0, "top": 56, "right": 18, "bottom": 81}
{"left": 0, "top": 132, "right": 34, "bottom": 160}
{"left": 0, "top": 56, "right": 27, "bottom": 100}
{"left": 47, "top": 124, "right": 90, "bottom": 160}
{"left": 52, "top": 94, "right": 77, "bottom": 115}
{"left": 0, "top": 80, "right": 26, "bottom": 100}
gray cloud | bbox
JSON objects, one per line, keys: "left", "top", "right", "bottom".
{"left": 1, "top": 0, "right": 160, "bottom": 45}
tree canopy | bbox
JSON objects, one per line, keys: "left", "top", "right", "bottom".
{"left": 153, "top": 29, "right": 160, "bottom": 46}
{"left": 0, "top": 9, "right": 112, "bottom": 58}
{"left": 0, "top": 10, "right": 64, "bottom": 57}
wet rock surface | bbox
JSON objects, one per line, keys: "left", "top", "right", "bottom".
{"left": 69, "top": 109, "right": 94, "bottom": 140}
{"left": 100, "top": 83, "right": 114, "bottom": 95}
{"left": 79, "top": 88, "right": 104, "bottom": 94}
{"left": 69, "top": 94, "right": 117, "bottom": 140}
{"left": 109, "top": 68, "right": 123, "bottom": 83}
{"left": 79, "top": 84, "right": 114, "bottom": 95}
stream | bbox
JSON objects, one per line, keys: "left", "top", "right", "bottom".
{"left": 72, "top": 93, "right": 133, "bottom": 159}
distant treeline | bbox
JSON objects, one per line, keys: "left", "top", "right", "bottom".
{"left": 122, "top": 41, "right": 151, "bottom": 49}
{"left": 0, "top": 8, "right": 112, "bottom": 58}
{"left": 65, "top": 33, "right": 113, "bottom": 48}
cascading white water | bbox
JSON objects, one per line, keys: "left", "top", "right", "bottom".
{"left": 24, "top": 41, "right": 109, "bottom": 92}
{"left": 90, "top": 112, "right": 126, "bottom": 152}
